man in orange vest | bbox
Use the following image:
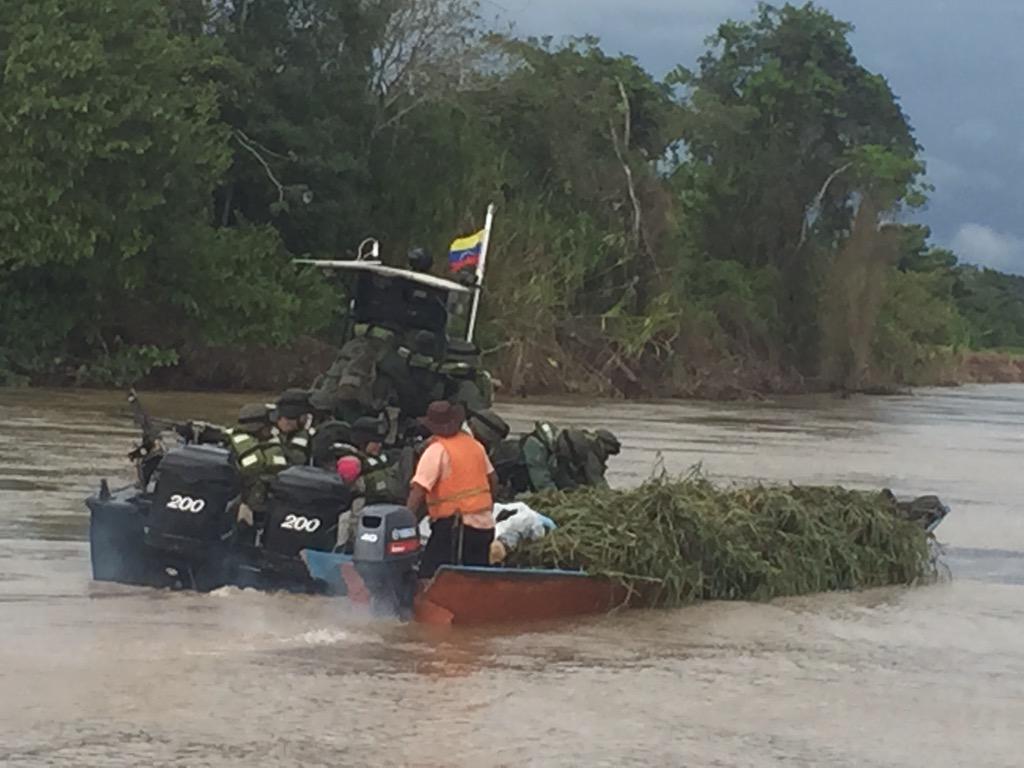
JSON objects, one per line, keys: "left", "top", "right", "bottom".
{"left": 406, "top": 400, "right": 498, "bottom": 578}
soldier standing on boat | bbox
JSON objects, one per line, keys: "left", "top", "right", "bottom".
{"left": 406, "top": 401, "right": 497, "bottom": 578}
{"left": 273, "top": 388, "right": 314, "bottom": 465}
{"left": 227, "top": 403, "right": 288, "bottom": 535}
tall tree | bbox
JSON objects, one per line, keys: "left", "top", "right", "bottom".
{"left": 672, "top": 2, "right": 924, "bottom": 367}
{"left": 0, "top": 0, "right": 322, "bottom": 380}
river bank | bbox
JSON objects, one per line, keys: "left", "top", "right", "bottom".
{"left": 133, "top": 342, "right": 1024, "bottom": 401}
{"left": 13, "top": 337, "right": 1024, "bottom": 401}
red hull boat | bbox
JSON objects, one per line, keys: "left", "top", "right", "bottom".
{"left": 414, "top": 565, "right": 628, "bottom": 626}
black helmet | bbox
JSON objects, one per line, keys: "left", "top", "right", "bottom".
{"left": 468, "top": 409, "right": 510, "bottom": 447}
{"left": 237, "top": 403, "right": 270, "bottom": 430}
{"left": 408, "top": 246, "right": 432, "bottom": 273}
{"left": 351, "top": 416, "right": 386, "bottom": 446}
{"left": 275, "top": 388, "right": 311, "bottom": 420}
{"left": 593, "top": 429, "right": 621, "bottom": 456}
{"left": 411, "top": 330, "right": 440, "bottom": 358}
{"left": 309, "top": 420, "right": 353, "bottom": 467}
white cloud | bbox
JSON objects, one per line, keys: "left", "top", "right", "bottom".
{"left": 951, "top": 224, "right": 1024, "bottom": 274}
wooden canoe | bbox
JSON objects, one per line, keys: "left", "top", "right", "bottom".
{"left": 413, "top": 565, "right": 627, "bottom": 626}
{"left": 301, "top": 551, "right": 627, "bottom": 625}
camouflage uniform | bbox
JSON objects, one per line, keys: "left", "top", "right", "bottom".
{"left": 226, "top": 403, "right": 289, "bottom": 533}
{"left": 273, "top": 388, "right": 315, "bottom": 465}
{"left": 521, "top": 422, "right": 621, "bottom": 492}
{"left": 308, "top": 325, "right": 397, "bottom": 422}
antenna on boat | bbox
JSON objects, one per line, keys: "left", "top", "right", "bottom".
{"left": 358, "top": 237, "right": 380, "bottom": 262}
{"left": 466, "top": 203, "right": 495, "bottom": 344}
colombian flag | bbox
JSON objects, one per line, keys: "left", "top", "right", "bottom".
{"left": 448, "top": 230, "right": 484, "bottom": 273}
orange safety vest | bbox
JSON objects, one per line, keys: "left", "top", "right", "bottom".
{"left": 425, "top": 433, "right": 493, "bottom": 520}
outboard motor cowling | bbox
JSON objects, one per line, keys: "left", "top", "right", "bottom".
{"left": 263, "top": 466, "right": 351, "bottom": 557}
{"left": 147, "top": 445, "right": 240, "bottom": 547}
{"left": 352, "top": 504, "right": 420, "bottom": 618}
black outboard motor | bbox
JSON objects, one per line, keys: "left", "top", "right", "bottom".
{"left": 262, "top": 466, "right": 351, "bottom": 557}
{"left": 139, "top": 444, "right": 240, "bottom": 590}
{"left": 146, "top": 445, "right": 240, "bottom": 551}
{"left": 352, "top": 504, "right": 420, "bottom": 618}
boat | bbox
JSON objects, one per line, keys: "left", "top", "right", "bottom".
{"left": 413, "top": 565, "right": 628, "bottom": 625}
{"left": 84, "top": 214, "right": 951, "bottom": 625}
{"left": 301, "top": 550, "right": 628, "bottom": 625}
{"left": 87, "top": 222, "right": 499, "bottom": 599}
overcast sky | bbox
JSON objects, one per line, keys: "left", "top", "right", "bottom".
{"left": 490, "top": 0, "right": 1024, "bottom": 273}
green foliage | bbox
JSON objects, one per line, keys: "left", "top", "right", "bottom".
{"left": 954, "top": 267, "right": 1024, "bottom": 349}
{"left": 671, "top": 2, "right": 923, "bottom": 372}
{"left": 74, "top": 345, "right": 180, "bottom": 388}
{"left": 873, "top": 268, "right": 969, "bottom": 383}
{"left": 0, "top": 0, "right": 330, "bottom": 384}
{"left": 512, "top": 473, "right": 936, "bottom": 607}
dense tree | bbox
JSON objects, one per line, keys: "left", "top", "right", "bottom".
{"left": 0, "top": 0, "right": 326, "bottom": 383}
{"left": 1, "top": 0, "right": 1021, "bottom": 391}
{"left": 672, "top": 2, "right": 924, "bottom": 373}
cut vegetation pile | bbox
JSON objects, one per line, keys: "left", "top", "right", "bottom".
{"left": 511, "top": 473, "right": 938, "bottom": 607}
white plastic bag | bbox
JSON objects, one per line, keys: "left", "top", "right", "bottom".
{"left": 417, "top": 502, "right": 556, "bottom": 549}
{"left": 493, "top": 501, "right": 555, "bottom": 550}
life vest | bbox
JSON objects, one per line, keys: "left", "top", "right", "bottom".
{"left": 278, "top": 428, "right": 313, "bottom": 465}
{"left": 425, "top": 433, "right": 493, "bottom": 520}
{"left": 227, "top": 430, "right": 288, "bottom": 476}
{"left": 361, "top": 452, "right": 404, "bottom": 504}
{"left": 536, "top": 422, "right": 558, "bottom": 450}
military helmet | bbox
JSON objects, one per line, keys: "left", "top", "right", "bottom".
{"left": 468, "top": 408, "right": 510, "bottom": 447}
{"left": 275, "top": 387, "right": 311, "bottom": 420}
{"left": 351, "top": 416, "right": 386, "bottom": 445}
{"left": 309, "top": 420, "right": 354, "bottom": 467}
{"left": 593, "top": 429, "right": 622, "bottom": 456}
{"left": 407, "top": 246, "right": 433, "bottom": 273}
{"left": 237, "top": 403, "right": 270, "bottom": 432}
{"left": 411, "top": 330, "right": 440, "bottom": 360}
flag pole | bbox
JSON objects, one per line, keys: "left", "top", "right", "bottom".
{"left": 466, "top": 203, "right": 495, "bottom": 344}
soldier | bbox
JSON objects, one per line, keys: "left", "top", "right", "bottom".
{"left": 467, "top": 409, "right": 525, "bottom": 501}
{"left": 520, "top": 421, "right": 560, "bottom": 493}
{"left": 309, "top": 325, "right": 397, "bottom": 422}
{"left": 333, "top": 418, "right": 409, "bottom": 553}
{"left": 553, "top": 428, "right": 617, "bottom": 490}
{"left": 350, "top": 416, "right": 409, "bottom": 505}
{"left": 439, "top": 339, "right": 493, "bottom": 414}
{"left": 273, "top": 388, "right": 314, "bottom": 465}
{"left": 591, "top": 429, "right": 623, "bottom": 476}
{"left": 227, "top": 403, "right": 289, "bottom": 536}
{"left": 521, "top": 422, "right": 621, "bottom": 492}
{"left": 390, "top": 330, "right": 446, "bottom": 419}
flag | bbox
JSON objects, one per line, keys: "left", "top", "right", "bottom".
{"left": 448, "top": 229, "right": 485, "bottom": 273}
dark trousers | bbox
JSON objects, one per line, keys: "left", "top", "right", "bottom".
{"left": 419, "top": 516, "right": 494, "bottom": 579}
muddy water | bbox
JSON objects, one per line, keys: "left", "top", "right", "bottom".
{"left": 1, "top": 386, "right": 1022, "bottom": 767}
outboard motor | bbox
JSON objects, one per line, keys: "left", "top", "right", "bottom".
{"left": 137, "top": 444, "right": 240, "bottom": 590}
{"left": 262, "top": 466, "right": 351, "bottom": 557}
{"left": 146, "top": 445, "right": 240, "bottom": 551}
{"left": 352, "top": 504, "right": 420, "bottom": 618}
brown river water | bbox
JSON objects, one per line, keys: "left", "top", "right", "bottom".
{"left": 1, "top": 385, "right": 1022, "bottom": 767}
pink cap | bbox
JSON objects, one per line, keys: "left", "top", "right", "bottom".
{"left": 336, "top": 456, "right": 362, "bottom": 485}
